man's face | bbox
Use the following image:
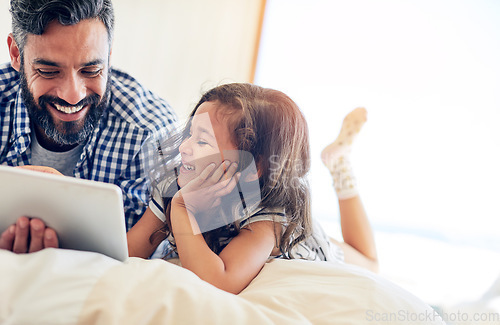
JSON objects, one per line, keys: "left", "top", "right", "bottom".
{"left": 14, "top": 19, "right": 111, "bottom": 147}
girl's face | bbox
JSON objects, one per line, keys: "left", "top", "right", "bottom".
{"left": 177, "top": 101, "right": 239, "bottom": 188}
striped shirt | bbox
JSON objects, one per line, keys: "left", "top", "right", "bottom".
{"left": 149, "top": 179, "right": 343, "bottom": 263}
{"left": 0, "top": 62, "right": 177, "bottom": 230}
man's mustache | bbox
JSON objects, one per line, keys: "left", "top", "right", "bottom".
{"left": 38, "top": 93, "right": 101, "bottom": 109}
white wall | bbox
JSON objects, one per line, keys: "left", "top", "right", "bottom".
{"left": 0, "top": 0, "right": 264, "bottom": 118}
{"left": 112, "top": 0, "right": 264, "bottom": 117}
{"left": 256, "top": 0, "right": 500, "bottom": 244}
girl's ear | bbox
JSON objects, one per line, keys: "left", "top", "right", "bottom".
{"left": 243, "top": 170, "right": 259, "bottom": 182}
{"left": 242, "top": 156, "right": 262, "bottom": 182}
{"left": 8, "top": 34, "right": 21, "bottom": 72}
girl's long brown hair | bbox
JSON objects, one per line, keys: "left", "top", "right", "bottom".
{"left": 152, "top": 83, "right": 312, "bottom": 257}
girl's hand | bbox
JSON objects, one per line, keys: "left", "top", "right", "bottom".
{"left": 173, "top": 161, "right": 240, "bottom": 222}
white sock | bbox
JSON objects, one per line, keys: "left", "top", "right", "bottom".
{"left": 329, "top": 155, "right": 359, "bottom": 200}
{"left": 321, "top": 107, "right": 367, "bottom": 200}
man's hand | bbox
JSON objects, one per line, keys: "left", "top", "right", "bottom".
{"left": 0, "top": 166, "right": 61, "bottom": 253}
{"left": 15, "top": 165, "right": 63, "bottom": 176}
{"left": 0, "top": 216, "right": 59, "bottom": 253}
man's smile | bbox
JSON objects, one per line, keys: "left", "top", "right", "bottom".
{"left": 46, "top": 102, "right": 90, "bottom": 122}
{"left": 52, "top": 103, "right": 85, "bottom": 114}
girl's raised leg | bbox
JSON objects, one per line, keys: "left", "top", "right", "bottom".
{"left": 321, "top": 107, "right": 378, "bottom": 272}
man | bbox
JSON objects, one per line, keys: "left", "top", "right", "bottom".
{"left": 0, "top": 0, "right": 177, "bottom": 252}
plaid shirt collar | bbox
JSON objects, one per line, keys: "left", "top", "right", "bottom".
{"left": 11, "top": 87, "right": 32, "bottom": 155}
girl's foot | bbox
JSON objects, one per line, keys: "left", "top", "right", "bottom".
{"left": 321, "top": 107, "right": 367, "bottom": 170}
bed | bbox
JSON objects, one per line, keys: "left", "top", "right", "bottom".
{"left": 0, "top": 248, "right": 444, "bottom": 324}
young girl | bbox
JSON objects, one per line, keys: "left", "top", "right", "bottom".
{"left": 127, "top": 83, "right": 377, "bottom": 294}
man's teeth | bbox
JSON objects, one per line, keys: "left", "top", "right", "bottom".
{"left": 54, "top": 103, "right": 84, "bottom": 114}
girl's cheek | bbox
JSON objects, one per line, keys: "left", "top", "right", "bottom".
{"left": 195, "top": 153, "right": 224, "bottom": 170}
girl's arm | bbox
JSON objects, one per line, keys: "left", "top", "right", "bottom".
{"left": 127, "top": 207, "right": 166, "bottom": 258}
{"left": 171, "top": 200, "right": 277, "bottom": 294}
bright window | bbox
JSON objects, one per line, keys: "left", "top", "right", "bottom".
{"left": 255, "top": 0, "right": 500, "bottom": 306}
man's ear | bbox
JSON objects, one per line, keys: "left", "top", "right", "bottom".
{"left": 108, "top": 43, "right": 113, "bottom": 66}
{"left": 7, "top": 33, "right": 21, "bottom": 72}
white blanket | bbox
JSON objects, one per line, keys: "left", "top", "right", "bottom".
{"left": 0, "top": 249, "right": 443, "bottom": 324}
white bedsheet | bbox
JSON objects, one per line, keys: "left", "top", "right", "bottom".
{"left": 0, "top": 249, "right": 444, "bottom": 324}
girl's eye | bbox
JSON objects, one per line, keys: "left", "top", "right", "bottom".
{"left": 37, "top": 69, "right": 59, "bottom": 78}
{"left": 197, "top": 140, "right": 208, "bottom": 146}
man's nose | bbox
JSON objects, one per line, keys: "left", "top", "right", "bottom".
{"left": 56, "top": 72, "right": 86, "bottom": 105}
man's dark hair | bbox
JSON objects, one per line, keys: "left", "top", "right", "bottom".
{"left": 10, "top": 0, "right": 114, "bottom": 55}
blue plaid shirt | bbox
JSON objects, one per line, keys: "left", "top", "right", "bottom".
{"left": 0, "top": 62, "right": 177, "bottom": 231}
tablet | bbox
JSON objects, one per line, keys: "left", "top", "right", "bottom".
{"left": 0, "top": 165, "right": 129, "bottom": 261}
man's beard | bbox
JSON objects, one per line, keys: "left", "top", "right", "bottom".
{"left": 19, "top": 65, "right": 111, "bottom": 146}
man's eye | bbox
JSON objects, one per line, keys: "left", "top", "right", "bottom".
{"left": 37, "top": 69, "right": 59, "bottom": 78}
{"left": 81, "top": 69, "right": 102, "bottom": 77}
